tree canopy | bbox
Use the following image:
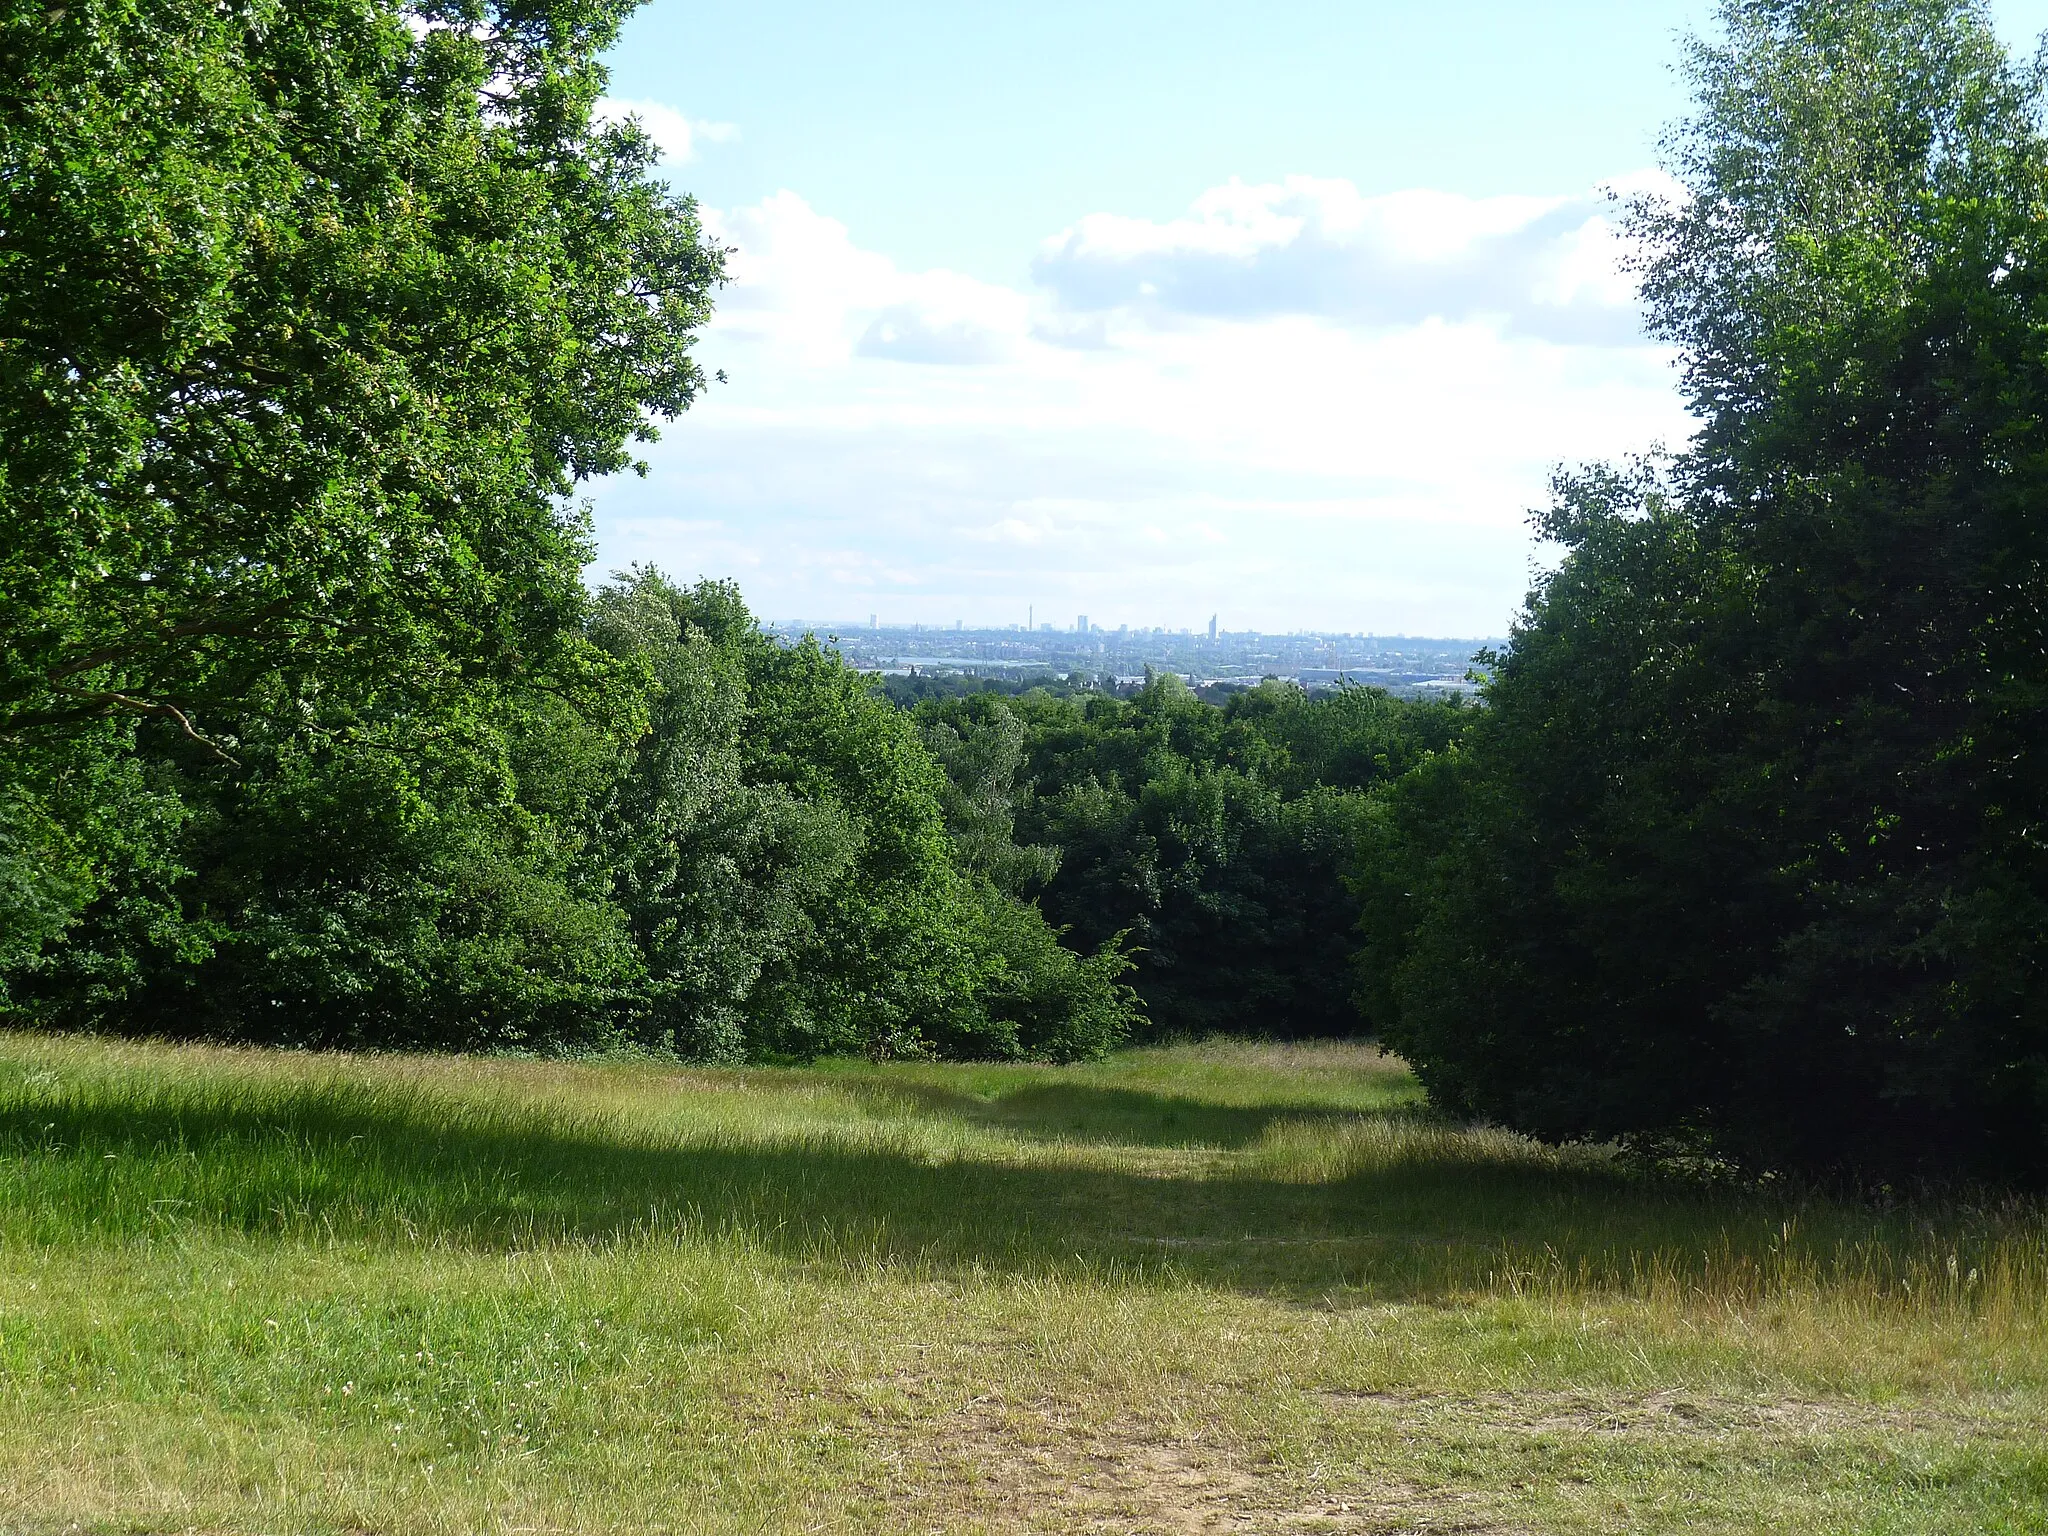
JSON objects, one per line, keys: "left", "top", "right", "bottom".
{"left": 1, "top": 0, "right": 724, "bottom": 971}
{"left": 918, "top": 677, "right": 1467, "bottom": 1041}
{"left": 1362, "top": 0, "right": 2048, "bottom": 1184}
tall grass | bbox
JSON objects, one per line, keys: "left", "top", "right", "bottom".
{"left": 0, "top": 1032, "right": 2042, "bottom": 1533}
{"left": 2, "top": 1031, "right": 2043, "bottom": 1316}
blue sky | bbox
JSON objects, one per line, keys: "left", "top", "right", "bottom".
{"left": 587, "top": 0, "right": 2048, "bottom": 635}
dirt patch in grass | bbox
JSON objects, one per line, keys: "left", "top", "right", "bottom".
{"left": 863, "top": 1397, "right": 1516, "bottom": 1535}
{"left": 853, "top": 1379, "right": 2023, "bottom": 1534}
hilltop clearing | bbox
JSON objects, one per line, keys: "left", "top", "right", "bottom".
{"left": 0, "top": 1035, "right": 2041, "bottom": 1533}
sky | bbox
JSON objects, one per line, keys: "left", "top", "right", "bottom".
{"left": 585, "top": 0, "right": 2048, "bottom": 636}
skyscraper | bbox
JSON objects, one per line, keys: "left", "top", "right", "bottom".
{"left": 1207, "top": 615, "right": 1218, "bottom": 641}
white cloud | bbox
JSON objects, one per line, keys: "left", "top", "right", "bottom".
{"left": 588, "top": 176, "right": 1695, "bottom": 634}
{"left": 706, "top": 194, "right": 1028, "bottom": 367}
{"left": 1033, "top": 173, "right": 1683, "bottom": 346}
{"left": 593, "top": 97, "right": 739, "bottom": 165}
{"left": 858, "top": 303, "right": 1017, "bottom": 365}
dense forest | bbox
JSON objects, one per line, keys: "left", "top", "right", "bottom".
{"left": 4, "top": 0, "right": 2046, "bottom": 1184}
{"left": 917, "top": 679, "right": 1463, "bottom": 1040}
{"left": 0, "top": 546, "right": 1463, "bottom": 1061}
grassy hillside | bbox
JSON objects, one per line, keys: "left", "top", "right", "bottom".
{"left": 0, "top": 1034, "right": 2042, "bottom": 1534}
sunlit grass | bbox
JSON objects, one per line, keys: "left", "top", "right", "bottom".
{"left": 0, "top": 1032, "right": 2042, "bottom": 1533}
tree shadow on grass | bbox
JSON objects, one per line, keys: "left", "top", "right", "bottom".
{"left": 823, "top": 1077, "right": 1402, "bottom": 1150}
{"left": 0, "top": 1083, "right": 1813, "bottom": 1303}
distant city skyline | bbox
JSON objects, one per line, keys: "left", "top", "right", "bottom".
{"left": 763, "top": 615, "right": 1500, "bottom": 641}
{"left": 584, "top": 0, "right": 2048, "bottom": 635}
{"left": 791, "top": 619, "right": 1494, "bottom": 695}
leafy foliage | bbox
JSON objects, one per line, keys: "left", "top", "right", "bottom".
{"left": 0, "top": 0, "right": 1135, "bottom": 1061}
{"left": 1365, "top": 0, "right": 2048, "bottom": 1184}
{"left": 917, "top": 677, "right": 1467, "bottom": 1040}
{"left": 11, "top": 572, "right": 1139, "bottom": 1062}
{"left": 0, "top": 0, "right": 723, "bottom": 964}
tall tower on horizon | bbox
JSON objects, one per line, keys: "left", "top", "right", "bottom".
{"left": 1208, "top": 614, "right": 1218, "bottom": 641}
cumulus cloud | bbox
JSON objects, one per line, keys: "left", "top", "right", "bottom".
{"left": 588, "top": 175, "right": 1694, "bottom": 634}
{"left": 858, "top": 305, "right": 1016, "bottom": 364}
{"left": 1033, "top": 173, "right": 1680, "bottom": 346}
{"left": 706, "top": 193, "right": 1028, "bottom": 366}
{"left": 593, "top": 97, "right": 739, "bottom": 165}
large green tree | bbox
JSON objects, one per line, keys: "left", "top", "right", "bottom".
{"left": 0, "top": 0, "right": 722, "bottom": 975}
{"left": 1363, "top": 0, "right": 2048, "bottom": 1183}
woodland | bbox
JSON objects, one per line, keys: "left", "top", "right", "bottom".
{"left": 5, "top": 0, "right": 2048, "bottom": 1190}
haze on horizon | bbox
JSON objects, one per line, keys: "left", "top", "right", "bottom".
{"left": 585, "top": 0, "right": 2048, "bottom": 637}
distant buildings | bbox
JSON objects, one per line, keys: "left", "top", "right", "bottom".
{"left": 763, "top": 619, "right": 1494, "bottom": 698}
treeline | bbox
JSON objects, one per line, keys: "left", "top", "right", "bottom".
{"left": 2, "top": 555, "right": 1464, "bottom": 1058}
{"left": 917, "top": 680, "right": 1463, "bottom": 1040}
{"left": 6, "top": 0, "right": 2047, "bottom": 1183}
{"left": 4, "top": 571, "right": 1139, "bottom": 1060}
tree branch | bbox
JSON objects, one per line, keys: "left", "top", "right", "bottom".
{"left": 102, "top": 694, "right": 240, "bottom": 765}
{"left": 45, "top": 600, "right": 296, "bottom": 683}
{"left": 1, "top": 690, "right": 238, "bottom": 765}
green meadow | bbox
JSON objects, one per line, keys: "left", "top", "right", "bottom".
{"left": 0, "top": 1032, "right": 2042, "bottom": 1534}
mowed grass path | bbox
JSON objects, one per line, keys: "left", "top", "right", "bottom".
{"left": 0, "top": 1035, "right": 2043, "bottom": 1534}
